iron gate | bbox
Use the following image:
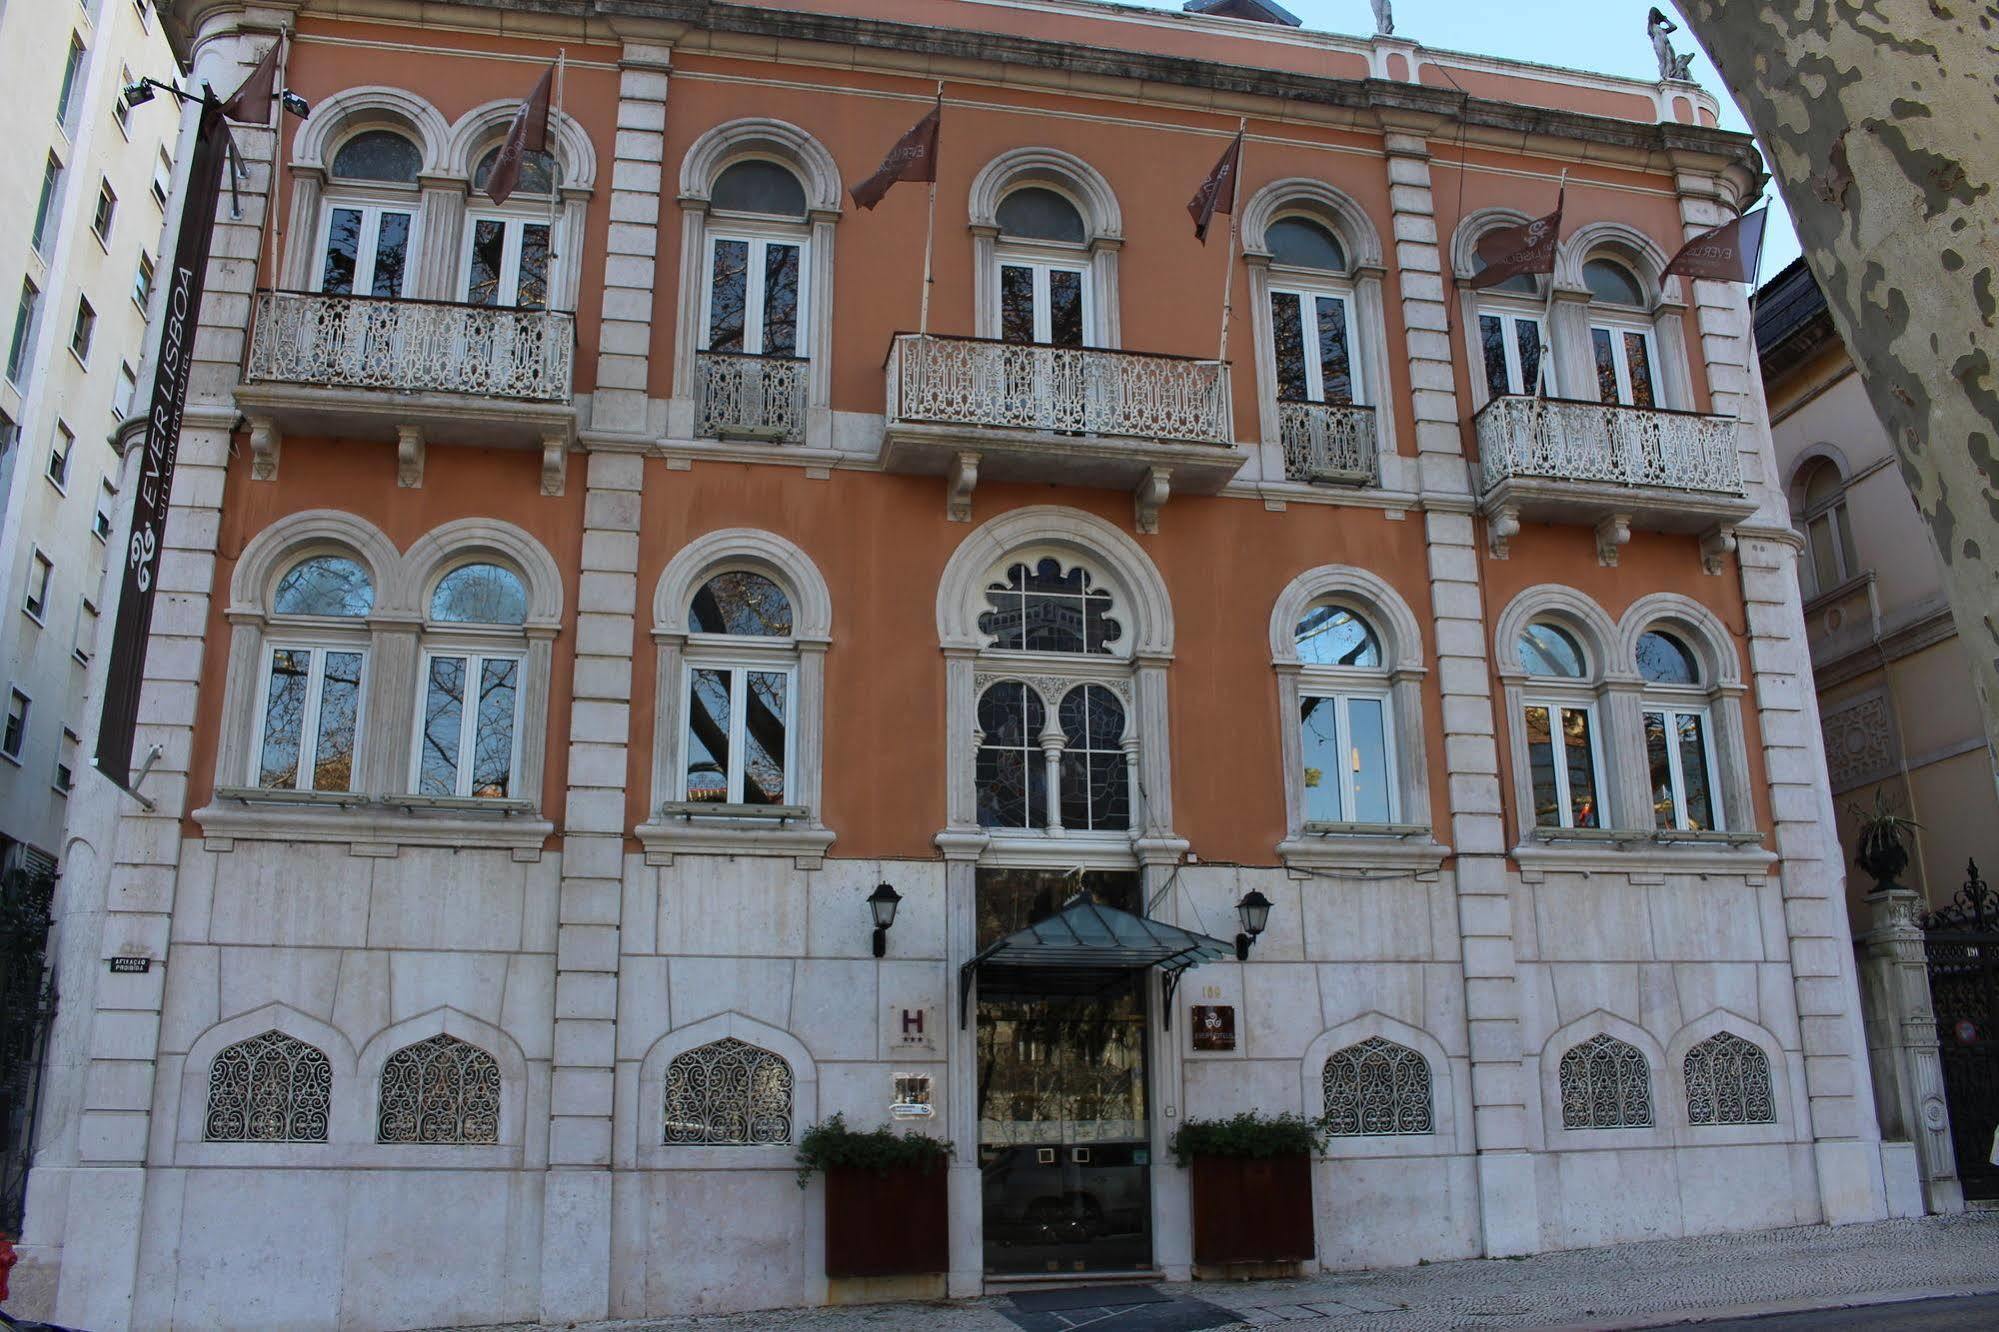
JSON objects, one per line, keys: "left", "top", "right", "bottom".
{"left": 0, "top": 850, "right": 57, "bottom": 1236}
{"left": 1922, "top": 861, "right": 1999, "bottom": 1201}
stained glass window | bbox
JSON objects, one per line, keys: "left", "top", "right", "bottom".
{"left": 1058, "top": 684, "right": 1128, "bottom": 831}
{"left": 1323, "top": 1036, "right": 1433, "bottom": 1135}
{"left": 205, "top": 1031, "right": 332, "bottom": 1142}
{"left": 979, "top": 559, "right": 1120, "bottom": 654}
{"left": 378, "top": 1034, "right": 502, "bottom": 1144}
{"left": 1559, "top": 1034, "right": 1652, "bottom": 1129}
{"left": 976, "top": 681, "right": 1048, "bottom": 829}
{"left": 663, "top": 1037, "right": 794, "bottom": 1145}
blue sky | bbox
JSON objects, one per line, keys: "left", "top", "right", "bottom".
{"left": 1123, "top": 0, "right": 1799, "bottom": 274}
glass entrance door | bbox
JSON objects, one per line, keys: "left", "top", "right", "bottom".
{"left": 976, "top": 869, "right": 1152, "bottom": 1274}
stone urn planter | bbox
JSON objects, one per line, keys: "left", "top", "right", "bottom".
{"left": 1853, "top": 792, "right": 1920, "bottom": 889}
{"left": 1169, "top": 1112, "right": 1325, "bottom": 1267}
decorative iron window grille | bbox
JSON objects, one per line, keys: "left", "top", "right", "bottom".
{"left": 1683, "top": 1031, "right": 1775, "bottom": 1126}
{"left": 378, "top": 1034, "right": 502, "bottom": 1144}
{"left": 1322, "top": 1036, "right": 1434, "bottom": 1136}
{"left": 1559, "top": 1033, "right": 1653, "bottom": 1129}
{"left": 205, "top": 1030, "right": 333, "bottom": 1142}
{"left": 663, "top": 1037, "right": 793, "bottom": 1145}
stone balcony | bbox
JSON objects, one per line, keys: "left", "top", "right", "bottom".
{"left": 238, "top": 290, "right": 578, "bottom": 492}
{"left": 696, "top": 349, "right": 808, "bottom": 445}
{"left": 879, "top": 333, "right": 1244, "bottom": 532}
{"left": 1473, "top": 395, "right": 1759, "bottom": 568}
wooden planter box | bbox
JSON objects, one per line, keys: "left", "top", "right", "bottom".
{"left": 1190, "top": 1153, "right": 1315, "bottom": 1265}
{"left": 823, "top": 1163, "right": 950, "bottom": 1278}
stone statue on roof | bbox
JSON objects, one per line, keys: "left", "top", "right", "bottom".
{"left": 1647, "top": 7, "right": 1698, "bottom": 81}
{"left": 1371, "top": 0, "right": 1393, "bottom": 37}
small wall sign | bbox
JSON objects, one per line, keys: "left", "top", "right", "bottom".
{"left": 891, "top": 1072, "right": 934, "bottom": 1118}
{"left": 886, "top": 1002, "right": 938, "bottom": 1055}
{"left": 1191, "top": 1005, "right": 1235, "bottom": 1051}
{"left": 108, "top": 956, "right": 151, "bottom": 974}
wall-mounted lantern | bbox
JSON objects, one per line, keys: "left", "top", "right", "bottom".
{"left": 1234, "top": 889, "right": 1272, "bottom": 961}
{"left": 868, "top": 882, "right": 903, "bottom": 958}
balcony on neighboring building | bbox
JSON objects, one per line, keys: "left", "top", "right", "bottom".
{"left": 1473, "top": 395, "right": 1759, "bottom": 568}
{"left": 1279, "top": 399, "right": 1378, "bottom": 486}
{"left": 879, "top": 333, "right": 1244, "bottom": 531}
{"left": 696, "top": 349, "right": 808, "bottom": 445}
{"left": 238, "top": 290, "right": 578, "bottom": 491}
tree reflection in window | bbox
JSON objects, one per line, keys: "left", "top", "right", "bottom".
{"left": 977, "top": 681, "right": 1048, "bottom": 828}
{"left": 1058, "top": 684, "right": 1128, "bottom": 831}
{"left": 431, "top": 563, "right": 527, "bottom": 625}
{"left": 1295, "top": 604, "right": 1380, "bottom": 667}
{"left": 274, "top": 555, "right": 373, "bottom": 617}
{"left": 682, "top": 572, "right": 793, "bottom": 805}
{"left": 691, "top": 571, "right": 792, "bottom": 636}
{"left": 979, "top": 559, "right": 1120, "bottom": 654}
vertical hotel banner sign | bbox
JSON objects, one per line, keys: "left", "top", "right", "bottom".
{"left": 96, "top": 94, "right": 229, "bottom": 789}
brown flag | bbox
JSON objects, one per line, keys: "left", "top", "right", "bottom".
{"left": 851, "top": 104, "right": 940, "bottom": 210}
{"left": 1467, "top": 191, "right": 1565, "bottom": 289}
{"left": 1188, "top": 130, "right": 1244, "bottom": 244}
{"left": 1664, "top": 206, "right": 1768, "bottom": 283}
{"left": 485, "top": 62, "right": 555, "bottom": 206}
{"left": 219, "top": 40, "right": 281, "bottom": 123}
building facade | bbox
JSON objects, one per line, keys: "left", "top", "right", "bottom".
{"left": 1756, "top": 258, "right": 1999, "bottom": 1207}
{"left": 0, "top": 0, "right": 178, "bottom": 866}
{"left": 22, "top": 1, "right": 1924, "bottom": 1327}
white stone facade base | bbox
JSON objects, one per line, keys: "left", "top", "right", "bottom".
{"left": 1476, "top": 1152, "right": 1539, "bottom": 1257}
{"left": 540, "top": 1170, "right": 613, "bottom": 1322}
{"left": 1154, "top": 1160, "right": 1194, "bottom": 1280}
{"left": 1813, "top": 1139, "right": 1892, "bottom": 1226}
{"left": 1880, "top": 1141, "right": 1926, "bottom": 1219}
{"left": 52, "top": 1167, "right": 145, "bottom": 1332}
{"left": 946, "top": 1164, "right": 982, "bottom": 1297}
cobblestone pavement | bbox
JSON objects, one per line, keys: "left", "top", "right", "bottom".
{"left": 451, "top": 1211, "right": 1999, "bottom": 1332}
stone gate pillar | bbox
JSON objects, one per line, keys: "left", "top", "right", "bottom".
{"left": 1858, "top": 884, "right": 1964, "bottom": 1212}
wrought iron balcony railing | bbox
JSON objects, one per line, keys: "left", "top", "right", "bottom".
{"left": 886, "top": 333, "right": 1230, "bottom": 446}
{"left": 1279, "top": 399, "right": 1378, "bottom": 485}
{"left": 1475, "top": 395, "right": 1743, "bottom": 496}
{"left": 696, "top": 349, "right": 808, "bottom": 444}
{"left": 246, "top": 290, "right": 574, "bottom": 402}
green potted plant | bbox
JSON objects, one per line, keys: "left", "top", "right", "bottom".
{"left": 795, "top": 1113, "right": 953, "bottom": 1279}
{"left": 1852, "top": 791, "right": 1921, "bottom": 889}
{"left": 1167, "top": 1111, "right": 1327, "bottom": 1267}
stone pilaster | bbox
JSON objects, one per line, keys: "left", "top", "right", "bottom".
{"left": 1858, "top": 885, "right": 1963, "bottom": 1212}
{"left": 590, "top": 44, "right": 671, "bottom": 439}
{"left": 1381, "top": 123, "right": 1536, "bottom": 1254}
{"left": 59, "top": 15, "right": 287, "bottom": 1330}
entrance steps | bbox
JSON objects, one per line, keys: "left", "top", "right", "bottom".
{"left": 983, "top": 1268, "right": 1166, "bottom": 1295}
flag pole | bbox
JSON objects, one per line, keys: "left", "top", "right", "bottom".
{"left": 548, "top": 50, "right": 566, "bottom": 287}
{"left": 1533, "top": 168, "right": 1567, "bottom": 399}
{"left": 1216, "top": 118, "right": 1247, "bottom": 364}
{"left": 918, "top": 82, "right": 943, "bottom": 335}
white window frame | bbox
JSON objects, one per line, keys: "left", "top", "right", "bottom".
{"left": 1476, "top": 302, "right": 1548, "bottom": 397}
{"left": 314, "top": 198, "right": 418, "bottom": 299}
{"left": 92, "top": 178, "right": 117, "bottom": 247}
{"left": 54, "top": 727, "right": 79, "bottom": 796}
{"left": 1296, "top": 684, "right": 1400, "bottom": 825}
{"left": 2, "top": 687, "right": 28, "bottom": 763}
{"left": 408, "top": 645, "right": 526, "bottom": 800}
{"left": 460, "top": 211, "right": 555, "bottom": 309}
{"left": 250, "top": 639, "right": 370, "bottom": 793}
{"left": 1522, "top": 697, "right": 1607, "bottom": 831}
{"left": 74, "top": 596, "right": 99, "bottom": 664}
{"left": 68, "top": 296, "right": 95, "bottom": 366}
{"left": 699, "top": 224, "right": 808, "bottom": 356}
{"left": 994, "top": 250, "right": 1095, "bottom": 346}
{"left": 93, "top": 477, "right": 117, "bottom": 541}
{"left": 46, "top": 422, "right": 74, "bottom": 492}
{"left": 1798, "top": 470, "right": 1859, "bottom": 598}
{"left": 23, "top": 548, "right": 53, "bottom": 624}
{"left": 1587, "top": 317, "right": 1659, "bottom": 407}
{"left": 1267, "top": 277, "right": 1366, "bottom": 405}
{"left": 1642, "top": 703, "right": 1725, "bottom": 833}
{"left": 677, "top": 653, "right": 797, "bottom": 806}
{"left": 152, "top": 149, "right": 171, "bottom": 210}
{"left": 134, "top": 252, "right": 155, "bottom": 310}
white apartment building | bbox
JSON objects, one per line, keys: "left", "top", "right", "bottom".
{"left": 0, "top": 0, "right": 178, "bottom": 869}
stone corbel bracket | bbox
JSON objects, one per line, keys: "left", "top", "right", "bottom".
{"left": 1134, "top": 466, "right": 1171, "bottom": 536}
{"left": 1486, "top": 504, "right": 1519, "bottom": 559}
{"left": 1594, "top": 512, "right": 1632, "bottom": 566}
{"left": 541, "top": 432, "right": 568, "bottom": 497}
{"left": 946, "top": 450, "right": 979, "bottom": 523}
{"left": 396, "top": 424, "right": 425, "bottom": 489}
{"left": 1699, "top": 524, "right": 1736, "bottom": 575}
{"left": 248, "top": 416, "right": 282, "bottom": 481}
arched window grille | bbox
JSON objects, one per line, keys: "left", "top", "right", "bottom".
{"left": 1558, "top": 1033, "right": 1653, "bottom": 1129}
{"left": 254, "top": 554, "right": 372, "bottom": 794}
{"left": 205, "top": 1030, "right": 333, "bottom": 1143}
{"left": 663, "top": 1037, "right": 794, "bottom": 1145}
{"left": 1683, "top": 1031, "right": 1775, "bottom": 1125}
{"left": 377, "top": 1033, "right": 502, "bottom": 1144}
{"left": 1322, "top": 1036, "right": 1434, "bottom": 1136}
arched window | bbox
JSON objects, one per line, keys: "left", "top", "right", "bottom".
{"left": 1294, "top": 604, "right": 1397, "bottom": 825}
{"left": 978, "top": 558, "right": 1121, "bottom": 655}
{"left": 413, "top": 561, "right": 530, "bottom": 800}
{"left": 1796, "top": 457, "right": 1859, "bottom": 596}
{"left": 1470, "top": 223, "right": 1548, "bottom": 398}
{"left": 1637, "top": 627, "right": 1722, "bottom": 831}
{"left": 1058, "top": 684, "right": 1129, "bottom": 831}
{"left": 663, "top": 1037, "right": 794, "bottom": 1145}
{"left": 1266, "top": 215, "right": 1362, "bottom": 408}
{"left": 996, "top": 185, "right": 1092, "bottom": 346}
{"left": 702, "top": 160, "right": 809, "bottom": 361}
{"left": 205, "top": 1030, "right": 333, "bottom": 1143}
{"left": 1582, "top": 252, "right": 1658, "bottom": 408}
{"left": 1323, "top": 1036, "right": 1434, "bottom": 1136}
{"left": 1559, "top": 1033, "right": 1652, "bottom": 1129}
{"left": 377, "top": 1033, "right": 502, "bottom": 1144}
{"left": 1517, "top": 621, "right": 1604, "bottom": 829}
{"left": 253, "top": 554, "right": 372, "bottom": 793}
{"left": 1683, "top": 1031, "right": 1775, "bottom": 1125}
{"left": 463, "top": 139, "right": 562, "bottom": 308}
{"left": 318, "top": 128, "right": 421, "bottom": 298}
{"left": 976, "top": 680, "right": 1048, "bottom": 829}
{"left": 681, "top": 571, "right": 797, "bottom": 806}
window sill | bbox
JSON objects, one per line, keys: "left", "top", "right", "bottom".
{"left": 1513, "top": 827, "right": 1774, "bottom": 880}
{"left": 637, "top": 806, "right": 834, "bottom": 868}
{"left": 1277, "top": 825, "right": 1451, "bottom": 879}
{"left": 197, "top": 788, "right": 552, "bottom": 860}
